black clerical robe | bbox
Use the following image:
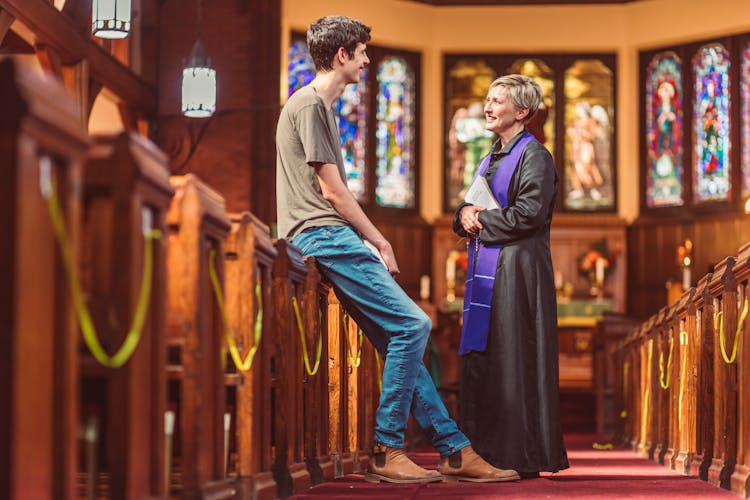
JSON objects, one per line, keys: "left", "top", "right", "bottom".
{"left": 453, "top": 132, "right": 569, "bottom": 474}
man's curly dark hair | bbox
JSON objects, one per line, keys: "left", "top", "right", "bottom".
{"left": 306, "top": 16, "right": 371, "bottom": 72}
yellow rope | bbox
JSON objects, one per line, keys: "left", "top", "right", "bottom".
{"left": 46, "top": 176, "right": 161, "bottom": 368}
{"left": 621, "top": 361, "right": 629, "bottom": 418}
{"left": 208, "top": 250, "right": 263, "bottom": 372}
{"left": 375, "top": 352, "right": 383, "bottom": 393}
{"left": 715, "top": 299, "right": 749, "bottom": 364}
{"left": 659, "top": 337, "right": 674, "bottom": 390}
{"left": 291, "top": 295, "right": 323, "bottom": 376}
{"left": 640, "top": 339, "right": 653, "bottom": 443}
{"left": 342, "top": 312, "right": 364, "bottom": 368}
{"left": 677, "top": 330, "right": 688, "bottom": 427}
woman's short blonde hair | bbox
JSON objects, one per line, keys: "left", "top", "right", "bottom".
{"left": 489, "top": 74, "right": 543, "bottom": 122}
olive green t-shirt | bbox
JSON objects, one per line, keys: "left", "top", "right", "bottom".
{"left": 276, "top": 85, "right": 348, "bottom": 239}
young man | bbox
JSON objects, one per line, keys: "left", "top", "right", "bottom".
{"left": 275, "top": 15, "right": 519, "bottom": 484}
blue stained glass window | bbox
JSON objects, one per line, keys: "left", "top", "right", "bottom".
{"left": 742, "top": 43, "right": 750, "bottom": 199}
{"left": 375, "top": 56, "right": 416, "bottom": 208}
{"left": 693, "top": 43, "right": 731, "bottom": 203}
{"left": 287, "top": 37, "right": 368, "bottom": 200}
{"left": 287, "top": 40, "right": 315, "bottom": 97}
{"left": 646, "top": 52, "right": 684, "bottom": 208}
{"left": 334, "top": 71, "right": 368, "bottom": 201}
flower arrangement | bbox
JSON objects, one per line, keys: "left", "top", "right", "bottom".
{"left": 577, "top": 238, "right": 619, "bottom": 283}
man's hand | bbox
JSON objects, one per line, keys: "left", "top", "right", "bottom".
{"left": 459, "top": 205, "right": 486, "bottom": 236}
{"left": 375, "top": 240, "right": 400, "bottom": 276}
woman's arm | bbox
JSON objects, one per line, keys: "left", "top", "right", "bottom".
{"left": 476, "top": 145, "right": 557, "bottom": 246}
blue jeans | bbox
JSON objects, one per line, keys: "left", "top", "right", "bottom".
{"left": 292, "top": 225, "right": 470, "bottom": 457}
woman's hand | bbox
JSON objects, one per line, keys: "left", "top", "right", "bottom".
{"left": 459, "top": 205, "right": 486, "bottom": 236}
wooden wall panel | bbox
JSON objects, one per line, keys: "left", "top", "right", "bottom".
{"left": 373, "top": 214, "right": 432, "bottom": 300}
{"left": 628, "top": 213, "right": 750, "bottom": 320}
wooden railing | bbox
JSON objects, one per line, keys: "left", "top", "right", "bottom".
{"left": 2, "top": 56, "right": 379, "bottom": 499}
{"left": 612, "top": 241, "right": 750, "bottom": 498}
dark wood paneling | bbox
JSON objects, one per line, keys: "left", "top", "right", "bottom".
{"left": 372, "top": 214, "right": 432, "bottom": 299}
{"left": 628, "top": 213, "right": 750, "bottom": 320}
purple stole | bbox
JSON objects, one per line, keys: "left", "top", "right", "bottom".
{"left": 459, "top": 131, "right": 536, "bottom": 355}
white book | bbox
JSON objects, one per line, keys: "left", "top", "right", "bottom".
{"left": 465, "top": 175, "right": 500, "bottom": 210}
{"left": 363, "top": 239, "right": 388, "bottom": 269}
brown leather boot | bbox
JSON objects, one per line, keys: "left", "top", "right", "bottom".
{"left": 438, "top": 445, "right": 520, "bottom": 482}
{"left": 365, "top": 443, "right": 443, "bottom": 483}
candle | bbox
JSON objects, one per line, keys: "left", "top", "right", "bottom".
{"left": 554, "top": 270, "right": 563, "bottom": 290}
{"left": 595, "top": 257, "right": 605, "bottom": 285}
{"left": 420, "top": 275, "right": 430, "bottom": 301}
{"left": 682, "top": 266, "right": 691, "bottom": 291}
{"left": 446, "top": 252, "right": 456, "bottom": 284}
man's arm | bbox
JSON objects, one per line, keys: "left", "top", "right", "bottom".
{"left": 313, "top": 162, "right": 400, "bottom": 275}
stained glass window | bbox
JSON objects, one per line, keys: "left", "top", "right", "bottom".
{"left": 335, "top": 71, "right": 369, "bottom": 201}
{"left": 645, "top": 52, "right": 684, "bottom": 208}
{"left": 510, "top": 58, "right": 555, "bottom": 156}
{"left": 375, "top": 56, "right": 416, "bottom": 208}
{"left": 287, "top": 39, "right": 315, "bottom": 97}
{"left": 742, "top": 43, "right": 750, "bottom": 199}
{"left": 287, "top": 37, "right": 368, "bottom": 201}
{"left": 563, "top": 59, "right": 615, "bottom": 211}
{"left": 445, "top": 59, "right": 496, "bottom": 210}
{"left": 693, "top": 43, "right": 731, "bottom": 203}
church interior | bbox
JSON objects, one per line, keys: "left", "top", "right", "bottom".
{"left": 3, "top": 0, "right": 750, "bottom": 498}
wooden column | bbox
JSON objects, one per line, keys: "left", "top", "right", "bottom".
{"left": 224, "top": 212, "right": 277, "bottom": 500}
{"left": 730, "top": 243, "right": 750, "bottom": 497}
{"left": 674, "top": 287, "right": 697, "bottom": 476}
{"left": 80, "top": 133, "right": 173, "bottom": 499}
{"left": 271, "top": 240, "right": 311, "bottom": 497}
{"left": 690, "top": 273, "right": 715, "bottom": 481}
{"left": 166, "top": 174, "right": 231, "bottom": 499}
{"left": 1, "top": 57, "right": 88, "bottom": 500}
{"left": 708, "top": 257, "right": 738, "bottom": 489}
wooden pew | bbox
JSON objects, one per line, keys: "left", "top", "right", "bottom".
{"left": 78, "top": 132, "right": 173, "bottom": 499}
{"left": 691, "top": 273, "right": 715, "bottom": 481}
{"left": 594, "top": 313, "right": 639, "bottom": 438}
{"left": 611, "top": 331, "right": 633, "bottom": 447}
{"left": 708, "top": 256, "right": 738, "bottom": 489}
{"left": 345, "top": 311, "right": 374, "bottom": 472}
{"left": 166, "top": 174, "right": 232, "bottom": 499}
{"left": 674, "top": 287, "right": 697, "bottom": 476}
{"left": 271, "top": 240, "right": 311, "bottom": 497}
{"left": 326, "top": 287, "right": 355, "bottom": 477}
{"left": 223, "top": 212, "right": 277, "bottom": 500}
{"left": 1, "top": 57, "right": 88, "bottom": 500}
{"left": 302, "top": 258, "right": 335, "bottom": 483}
{"left": 731, "top": 243, "right": 750, "bottom": 497}
{"left": 653, "top": 306, "right": 673, "bottom": 465}
{"left": 663, "top": 301, "right": 684, "bottom": 470}
{"left": 636, "top": 317, "right": 657, "bottom": 458}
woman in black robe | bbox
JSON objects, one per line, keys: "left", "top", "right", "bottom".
{"left": 453, "top": 74, "right": 569, "bottom": 477}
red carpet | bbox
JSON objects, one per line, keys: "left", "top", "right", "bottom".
{"left": 289, "top": 434, "right": 738, "bottom": 499}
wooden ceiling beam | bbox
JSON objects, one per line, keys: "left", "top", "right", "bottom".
{"left": 0, "top": 8, "right": 14, "bottom": 45}
{"left": 0, "top": 0, "right": 156, "bottom": 115}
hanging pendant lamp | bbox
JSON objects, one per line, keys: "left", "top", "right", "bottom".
{"left": 181, "top": 39, "right": 216, "bottom": 118}
{"left": 92, "top": 0, "right": 131, "bottom": 39}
